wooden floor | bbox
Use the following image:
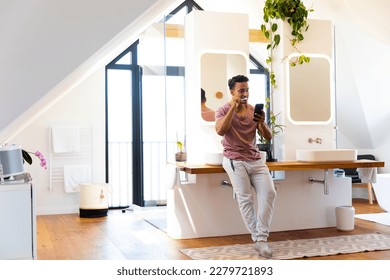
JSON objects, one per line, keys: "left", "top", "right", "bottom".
{"left": 36, "top": 199, "right": 390, "bottom": 260}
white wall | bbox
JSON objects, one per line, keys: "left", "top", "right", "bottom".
{"left": 10, "top": 70, "right": 106, "bottom": 214}
{"left": 335, "top": 22, "right": 390, "bottom": 173}
{"left": 2, "top": 0, "right": 389, "bottom": 213}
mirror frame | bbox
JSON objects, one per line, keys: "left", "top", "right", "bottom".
{"left": 286, "top": 53, "right": 334, "bottom": 125}
{"left": 199, "top": 50, "right": 248, "bottom": 126}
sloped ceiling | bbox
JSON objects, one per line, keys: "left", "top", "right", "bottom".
{"left": 0, "top": 0, "right": 161, "bottom": 131}
{"left": 1, "top": 0, "right": 389, "bottom": 149}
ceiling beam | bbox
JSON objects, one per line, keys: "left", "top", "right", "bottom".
{"left": 165, "top": 24, "right": 268, "bottom": 43}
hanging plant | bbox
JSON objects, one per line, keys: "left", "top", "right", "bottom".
{"left": 261, "top": 0, "right": 314, "bottom": 91}
{"left": 257, "top": 0, "right": 313, "bottom": 161}
{"left": 260, "top": 0, "right": 314, "bottom": 122}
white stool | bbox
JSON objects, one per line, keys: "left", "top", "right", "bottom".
{"left": 335, "top": 206, "right": 355, "bottom": 231}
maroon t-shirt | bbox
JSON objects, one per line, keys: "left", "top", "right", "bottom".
{"left": 216, "top": 103, "right": 261, "bottom": 161}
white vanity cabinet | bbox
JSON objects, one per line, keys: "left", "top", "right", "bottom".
{"left": 0, "top": 183, "right": 36, "bottom": 260}
{"left": 168, "top": 160, "right": 384, "bottom": 239}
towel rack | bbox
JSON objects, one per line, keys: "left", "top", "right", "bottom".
{"left": 49, "top": 126, "right": 93, "bottom": 191}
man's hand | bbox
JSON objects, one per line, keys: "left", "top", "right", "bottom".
{"left": 253, "top": 110, "right": 265, "bottom": 123}
{"left": 229, "top": 95, "right": 241, "bottom": 108}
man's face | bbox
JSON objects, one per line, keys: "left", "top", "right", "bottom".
{"left": 233, "top": 81, "right": 249, "bottom": 104}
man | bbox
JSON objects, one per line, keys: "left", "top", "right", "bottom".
{"left": 201, "top": 88, "right": 216, "bottom": 121}
{"left": 215, "top": 74, "right": 276, "bottom": 258}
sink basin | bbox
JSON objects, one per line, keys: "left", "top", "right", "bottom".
{"left": 296, "top": 149, "right": 357, "bottom": 162}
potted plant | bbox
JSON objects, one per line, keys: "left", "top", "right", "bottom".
{"left": 175, "top": 140, "right": 187, "bottom": 162}
{"left": 22, "top": 149, "right": 47, "bottom": 169}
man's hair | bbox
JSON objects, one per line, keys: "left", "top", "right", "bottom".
{"left": 201, "top": 88, "right": 206, "bottom": 102}
{"left": 228, "top": 75, "right": 249, "bottom": 90}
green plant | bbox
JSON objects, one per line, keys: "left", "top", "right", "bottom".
{"left": 259, "top": 112, "right": 285, "bottom": 144}
{"left": 176, "top": 141, "right": 184, "bottom": 153}
{"left": 259, "top": 0, "right": 313, "bottom": 142}
{"left": 261, "top": 0, "right": 313, "bottom": 101}
{"left": 261, "top": 0, "right": 313, "bottom": 73}
{"left": 175, "top": 140, "right": 187, "bottom": 162}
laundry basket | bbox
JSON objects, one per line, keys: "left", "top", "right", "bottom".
{"left": 79, "top": 183, "right": 111, "bottom": 218}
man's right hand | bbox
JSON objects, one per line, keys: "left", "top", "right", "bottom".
{"left": 230, "top": 95, "right": 241, "bottom": 108}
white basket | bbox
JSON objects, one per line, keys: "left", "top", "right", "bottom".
{"left": 79, "top": 183, "right": 111, "bottom": 210}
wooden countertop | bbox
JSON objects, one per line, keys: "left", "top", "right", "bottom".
{"left": 176, "top": 160, "right": 385, "bottom": 174}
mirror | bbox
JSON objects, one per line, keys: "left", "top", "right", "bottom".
{"left": 200, "top": 53, "right": 246, "bottom": 123}
{"left": 287, "top": 55, "right": 332, "bottom": 124}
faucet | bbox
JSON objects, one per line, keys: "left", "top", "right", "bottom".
{"left": 308, "top": 137, "right": 322, "bottom": 144}
{"left": 309, "top": 169, "right": 329, "bottom": 195}
{"left": 221, "top": 180, "right": 236, "bottom": 199}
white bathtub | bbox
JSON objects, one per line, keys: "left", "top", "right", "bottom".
{"left": 372, "top": 174, "right": 390, "bottom": 212}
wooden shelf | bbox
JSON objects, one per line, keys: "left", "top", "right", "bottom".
{"left": 165, "top": 24, "right": 268, "bottom": 43}
{"left": 176, "top": 160, "right": 385, "bottom": 174}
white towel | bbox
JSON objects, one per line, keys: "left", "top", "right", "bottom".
{"left": 51, "top": 125, "right": 80, "bottom": 153}
{"left": 357, "top": 167, "right": 377, "bottom": 183}
{"left": 63, "top": 165, "right": 92, "bottom": 193}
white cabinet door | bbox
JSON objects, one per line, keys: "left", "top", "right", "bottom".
{"left": 0, "top": 184, "right": 33, "bottom": 260}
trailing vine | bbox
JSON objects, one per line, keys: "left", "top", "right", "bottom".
{"left": 258, "top": 0, "right": 313, "bottom": 144}
{"left": 261, "top": 0, "right": 313, "bottom": 89}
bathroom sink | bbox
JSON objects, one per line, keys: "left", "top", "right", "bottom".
{"left": 296, "top": 149, "right": 357, "bottom": 162}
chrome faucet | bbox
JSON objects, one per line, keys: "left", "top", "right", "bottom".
{"left": 309, "top": 169, "right": 329, "bottom": 195}
{"left": 221, "top": 180, "right": 236, "bottom": 199}
{"left": 308, "top": 137, "right": 322, "bottom": 144}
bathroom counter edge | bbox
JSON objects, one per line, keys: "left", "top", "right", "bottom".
{"left": 176, "top": 160, "right": 385, "bottom": 174}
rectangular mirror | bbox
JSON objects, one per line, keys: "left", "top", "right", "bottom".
{"left": 200, "top": 53, "right": 247, "bottom": 123}
{"left": 287, "top": 55, "right": 333, "bottom": 124}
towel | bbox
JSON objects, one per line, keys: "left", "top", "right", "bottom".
{"left": 51, "top": 125, "right": 80, "bottom": 153}
{"left": 357, "top": 167, "right": 377, "bottom": 183}
{"left": 63, "top": 165, "right": 92, "bottom": 193}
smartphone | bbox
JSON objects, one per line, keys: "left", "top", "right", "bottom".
{"left": 254, "top": 103, "right": 264, "bottom": 120}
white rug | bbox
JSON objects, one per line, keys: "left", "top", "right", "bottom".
{"left": 355, "top": 213, "right": 390, "bottom": 226}
{"left": 180, "top": 233, "right": 390, "bottom": 260}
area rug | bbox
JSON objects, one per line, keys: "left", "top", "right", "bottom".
{"left": 355, "top": 213, "right": 390, "bottom": 226}
{"left": 180, "top": 233, "right": 390, "bottom": 260}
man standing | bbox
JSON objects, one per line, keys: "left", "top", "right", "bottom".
{"left": 215, "top": 75, "right": 276, "bottom": 258}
